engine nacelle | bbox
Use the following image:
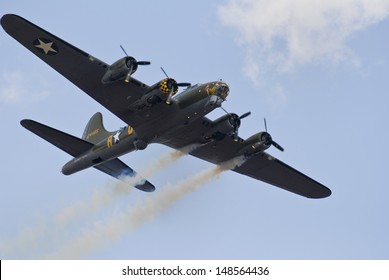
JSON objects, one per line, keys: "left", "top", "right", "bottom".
{"left": 101, "top": 56, "right": 144, "bottom": 84}
{"left": 240, "top": 132, "right": 272, "bottom": 156}
{"left": 140, "top": 78, "right": 179, "bottom": 105}
{"left": 159, "top": 78, "right": 178, "bottom": 97}
{"left": 101, "top": 56, "right": 138, "bottom": 84}
{"left": 203, "top": 114, "right": 237, "bottom": 140}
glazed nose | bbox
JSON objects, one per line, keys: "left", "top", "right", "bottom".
{"left": 216, "top": 83, "right": 229, "bottom": 100}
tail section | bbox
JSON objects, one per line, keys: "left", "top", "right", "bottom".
{"left": 21, "top": 118, "right": 155, "bottom": 192}
{"left": 82, "top": 112, "right": 112, "bottom": 144}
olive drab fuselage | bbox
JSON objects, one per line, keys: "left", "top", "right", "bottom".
{"left": 62, "top": 81, "right": 230, "bottom": 175}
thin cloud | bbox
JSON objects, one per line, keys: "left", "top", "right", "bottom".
{"left": 218, "top": 0, "right": 389, "bottom": 80}
{"left": 0, "top": 71, "right": 24, "bottom": 103}
{"left": 0, "top": 71, "right": 50, "bottom": 104}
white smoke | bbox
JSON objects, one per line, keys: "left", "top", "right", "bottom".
{"left": 217, "top": 0, "right": 389, "bottom": 80}
{"left": 1, "top": 148, "right": 243, "bottom": 259}
{"left": 48, "top": 156, "right": 244, "bottom": 259}
{"left": 54, "top": 146, "right": 195, "bottom": 228}
{"left": 0, "top": 147, "right": 191, "bottom": 259}
{"left": 53, "top": 181, "right": 129, "bottom": 229}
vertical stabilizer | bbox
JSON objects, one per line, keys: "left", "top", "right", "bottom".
{"left": 82, "top": 112, "right": 112, "bottom": 144}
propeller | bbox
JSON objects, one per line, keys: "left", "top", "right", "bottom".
{"left": 232, "top": 111, "right": 251, "bottom": 140}
{"left": 160, "top": 67, "right": 191, "bottom": 104}
{"left": 263, "top": 118, "right": 284, "bottom": 151}
{"left": 239, "top": 111, "right": 251, "bottom": 120}
{"left": 120, "top": 45, "right": 150, "bottom": 83}
{"left": 221, "top": 107, "right": 251, "bottom": 141}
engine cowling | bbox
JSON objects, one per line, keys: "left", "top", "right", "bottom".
{"left": 141, "top": 78, "right": 180, "bottom": 105}
{"left": 101, "top": 56, "right": 150, "bottom": 84}
{"left": 101, "top": 57, "right": 138, "bottom": 84}
{"left": 159, "top": 78, "right": 178, "bottom": 96}
{"left": 240, "top": 132, "right": 272, "bottom": 155}
{"left": 203, "top": 113, "right": 240, "bottom": 141}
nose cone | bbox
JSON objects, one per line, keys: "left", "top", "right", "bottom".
{"left": 216, "top": 82, "right": 229, "bottom": 100}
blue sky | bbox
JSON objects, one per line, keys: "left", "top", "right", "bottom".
{"left": 1, "top": 0, "right": 389, "bottom": 259}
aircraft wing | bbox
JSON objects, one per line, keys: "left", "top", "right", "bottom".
{"left": 161, "top": 118, "right": 331, "bottom": 199}
{"left": 21, "top": 119, "right": 155, "bottom": 192}
{"left": 1, "top": 14, "right": 149, "bottom": 126}
{"left": 233, "top": 153, "right": 331, "bottom": 198}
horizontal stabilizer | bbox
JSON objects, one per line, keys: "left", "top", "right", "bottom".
{"left": 95, "top": 159, "right": 155, "bottom": 192}
{"left": 21, "top": 119, "right": 92, "bottom": 156}
{"left": 21, "top": 119, "right": 155, "bottom": 192}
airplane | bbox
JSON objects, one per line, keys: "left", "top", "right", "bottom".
{"left": 1, "top": 14, "right": 331, "bottom": 198}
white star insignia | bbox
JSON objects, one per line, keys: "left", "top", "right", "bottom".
{"left": 113, "top": 131, "right": 121, "bottom": 143}
{"left": 34, "top": 39, "right": 57, "bottom": 55}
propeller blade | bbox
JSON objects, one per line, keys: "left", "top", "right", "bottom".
{"left": 176, "top": 82, "right": 191, "bottom": 87}
{"left": 120, "top": 45, "right": 129, "bottom": 56}
{"left": 271, "top": 140, "right": 284, "bottom": 152}
{"left": 166, "top": 88, "right": 175, "bottom": 105}
{"left": 263, "top": 118, "right": 284, "bottom": 151}
{"left": 232, "top": 132, "right": 240, "bottom": 142}
{"left": 124, "top": 64, "right": 133, "bottom": 83}
{"left": 160, "top": 67, "right": 169, "bottom": 78}
{"left": 239, "top": 111, "right": 251, "bottom": 119}
{"left": 137, "top": 61, "right": 151, "bottom": 65}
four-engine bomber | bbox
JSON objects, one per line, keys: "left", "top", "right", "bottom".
{"left": 2, "top": 14, "right": 331, "bottom": 198}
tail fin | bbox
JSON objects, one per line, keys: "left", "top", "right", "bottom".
{"left": 82, "top": 112, "right": 112, "bottom": 144}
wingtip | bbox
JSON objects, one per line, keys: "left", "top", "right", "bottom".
{"left": 136, "top": 182, "right": 156, "bottom": 192}
{"left": 307, "top": 187, "right": 332, "bottom": 199}
{"left": 324, "top": 188, "right": 332, "bottom": 198}
{"left": 1, "top": 14, "right": 10, "bottom": 29}
{"left": 1, "top": 14, "right": 20, "bottom": 30}
{"left": 20, "top": 119, "right": 32, "bottom": 128}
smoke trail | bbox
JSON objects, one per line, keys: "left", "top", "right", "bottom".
{"left": 54, "top": 146, "right": 194, "bottom": 228}
{"left": 0, "top": 223, "right": 50, "bottom": 259}
{"left": 48, "top": 156, "right": 244, "bottom": 259}
{"left": 135, "top": 145, "right": 197, "bottom": 180}
{"left": 0, "top": 147, "right": 191, "bottom": 259}
{"left": 53, "top": 181, "right": 128, "bottom": 228}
